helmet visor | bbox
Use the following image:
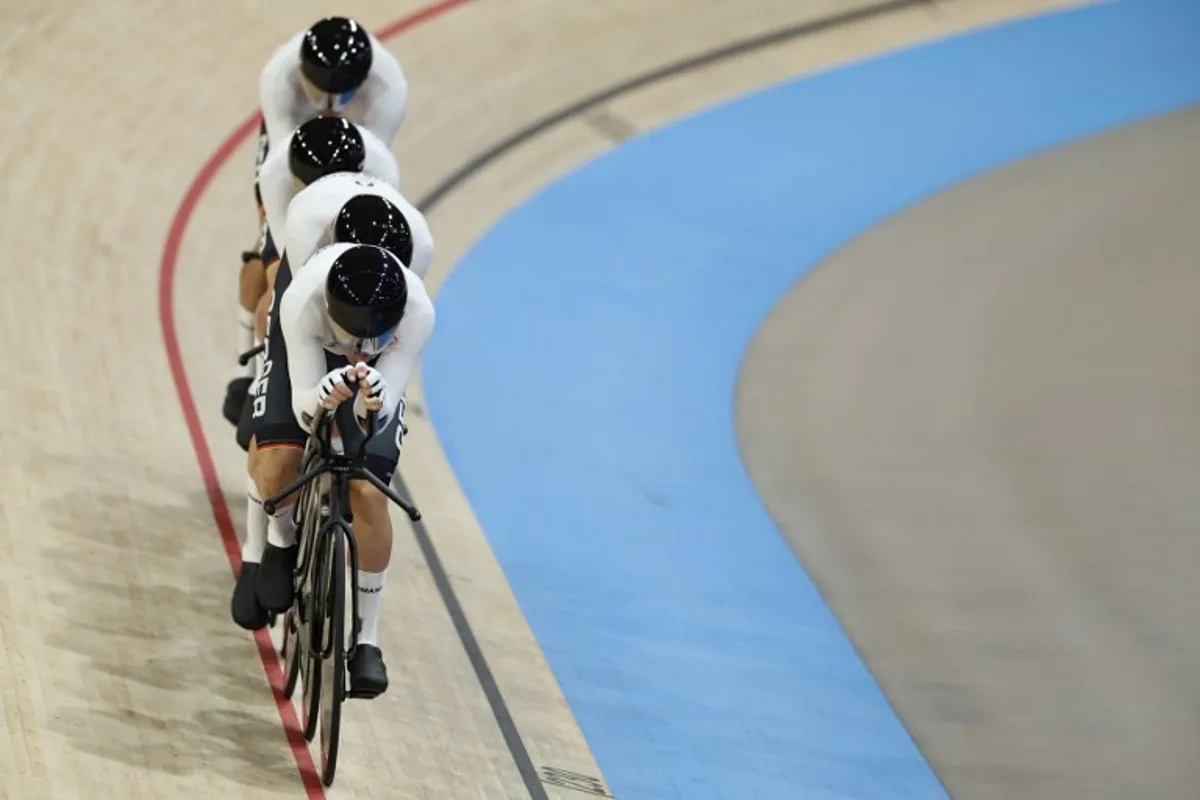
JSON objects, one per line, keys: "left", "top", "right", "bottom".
{"left": 324, "top": 87, "right": 359, "bottom": 112}
{"left": 303, "top": 86, "right": 359, "bottom": 114}
{"left": 328, "top": 317, "right": 395, "bottom": 356}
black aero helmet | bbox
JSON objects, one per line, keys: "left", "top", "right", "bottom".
{"left": 300, "top": 17, "right": 373, "bottom": 95}
{"left": 325, "top": 245, "right": 408, "bottom": 339}
{"left": 333, "top": 194, "right": 414, "bottom": 267}
{"left": 288, "top": 117, "right": 365, "bottom": 186}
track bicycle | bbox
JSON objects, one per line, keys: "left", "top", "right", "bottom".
{"left": 260, "top": 384, "right": 420, "bottom": 786}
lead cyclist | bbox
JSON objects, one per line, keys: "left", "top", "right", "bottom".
{"left": 233, "top": 242, "right": 434, "bottom": 698}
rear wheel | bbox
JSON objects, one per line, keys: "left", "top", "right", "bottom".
{"left": 289, "top": 492, "right": 324, "bottom": 740}
{"left": 300, "top": 553, "right": 322, "bottom": 742}
{"left": 282, "top": 608, "right": 302, "bottom": 699}
{"left": 319, "top": 529, "right": 347, "bottom": 787}
{"left": 283, "top": 492, "right": 320, "bottom": 693}
{"left": 301, "top": 647, "right": 321, "bottom": 742}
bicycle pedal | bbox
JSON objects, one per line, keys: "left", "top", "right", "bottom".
{"left": 346, "top": 687, "right": 384, "bottom": 701}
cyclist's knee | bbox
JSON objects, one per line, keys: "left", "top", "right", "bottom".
{"left": 348, "top": 479, "right": 390, "bottom": 525}
{"left": 264, "top": 258, "right": 280, "bottom": 288}
{"left": 348, "top": 478, "right": 386, "bottom": 509}
{"left": 238, "top": 257, "right": 267, "bottom": 310}
{"left": 249, "top": 443, "right": 303, "bottom": 499}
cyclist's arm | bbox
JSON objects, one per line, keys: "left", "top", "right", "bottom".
{"left": 407, "top": 210, "right": 434, "bottom": 281}
{"left": 386, "top": 189, "right": 433, "bottom": 280}
{"left": 284, "top": 187, "right": 331, "bottom": 271}
{"left": 258, "top": 145, "right": 293, "bottom": 265}
{"left": 259, "top": 33, "right": 306, "bottom": 152}
{"left": 371, "top": 275, "right": 435, "bottom": 425}
{"left": 279, "top": 277, "right": 335, "bottom": 433}
{"left": 361, "top": 129, "right": 403, "bottom": 191}
{"left": 359, "top": 35, "right": 408, "bottom": 145}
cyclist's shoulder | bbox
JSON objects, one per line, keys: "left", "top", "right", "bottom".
{"left": 363, "top": 31, "right": 406, "bottom": 83}
{"left": 260, "top": 31, "right": 306, "bottom": 93}
{"left": 401, "top": 264, "right": 432, "bottom": 304}
{"left": 281, "top": 247, "right": 341, "bottom": 316}
{"left": 400, "top": 268, "right": 435, "bottom": 332}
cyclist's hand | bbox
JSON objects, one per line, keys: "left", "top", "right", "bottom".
{"left": 318, "top": 366, "right": 358, "bottom": 409}
{"left": 358, "top": 366, "right": 386, "bottom": 412}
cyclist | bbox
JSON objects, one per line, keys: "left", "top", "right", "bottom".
{"left": 284, "top": 173, "right": 432, "bottom": 279}
{"left": 224, "top": 115, "right": 401, "bottom": 426}
{"left": 260, "top": 16, "right": 407, "bottom": 159}
{"left": 233, "top": 242, "right": 434, "bottom": 699}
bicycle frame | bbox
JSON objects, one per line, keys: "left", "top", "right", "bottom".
{"left": 262, "top": 389, "right": 422, "bottom": 786}
{"left": 261, "top": 396, "right": 421, "bottom": 521}
{"left": 261, "top": 394, "right": 422, "bottom": 656}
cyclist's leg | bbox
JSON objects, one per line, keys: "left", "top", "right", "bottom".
{"left": 239, "top": 224, "right": 269, "bottom": 337}
{"left": 223, "top": 238, "right": 264, "bottom": 425}
{"left": 255, "top": 234, "right": 282, "bottom": 344}
{"left": 248, "top": 434, "right": 303, "bottom": 616}
{"left": 233, "top": 231, "right": 281, "bottom": 453}
{"left": 345, "top": 405, "right": 406, "bottom": 696}
{"left": 232, "top": 255, "right": 306, "bottom": 628}
{"left": 224, "top": 119, "right": 272, "bottom": 425}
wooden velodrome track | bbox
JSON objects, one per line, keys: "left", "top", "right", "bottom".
{"left": 0, "top": 0, "right": 1085, "bottom": 797}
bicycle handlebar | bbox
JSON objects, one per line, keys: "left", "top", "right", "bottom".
{"left": 333, "top": 374, "right": 374, "bottom": 460}
{"left": 237, "top": 343, "right": 266, "bottom": 366}
{"left": 260, "top": 375, "right": 421, "bottom": 522}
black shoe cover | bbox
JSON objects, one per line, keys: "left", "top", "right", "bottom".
{"left": 256, "top": 543, "right": 298, "bottom": 613}
{"left": 348, "top": 644, "right": 388, "bottom": 699}
{"left": 231, "top": 562, "right": 270, "bottom": 630}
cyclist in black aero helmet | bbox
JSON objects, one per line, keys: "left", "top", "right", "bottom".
{"left": 334, "top": 194, "right": 415, "bottom": 269}
{"left": 283, "top": 172, "right": 433, "bottom": 299}
{"left": 236, "top": 242, "right": 434, "bottom": 701}
{"left": 300, "top": 17, "right": 373, "bottom": 97}
{"left": 259, "top": 16, "right": 408, "bottom": 158}
{"left": 325, "top": 243, "right": 408, "bottom": 353}
{"left": 287, "top": 116, "right": 365, "bottom": 187}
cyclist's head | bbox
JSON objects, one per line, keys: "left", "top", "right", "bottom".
{"left": 332, "top": 194, "right": 414, "bottom": 267}
{"left": 324, "top": 244, "right": 408, "bottom": 356}
{"left": 288, "top": 116, "right": 365, "bottom": 187}
{"left": 299, "top": 17, "right": 373, "bottom": 110}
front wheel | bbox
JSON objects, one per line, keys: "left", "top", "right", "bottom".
{"left": 319, "top": 528, "right": 347, "bottom": 786}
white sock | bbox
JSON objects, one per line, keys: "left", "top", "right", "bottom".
{"left": 242, "top": 475, "right": 268, "bottom": 564}
{"left": 236, "top": 307, "right": 255, "bottom": 378}
{"left": 356, "top": 570, "right": 386, "bottom": 647}
{"left": 267, "top": 504, "right": 297, "bottom": 549}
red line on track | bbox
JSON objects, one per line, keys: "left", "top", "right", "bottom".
{"left": 156, "top": 2, "right": 473, "bottom": 795}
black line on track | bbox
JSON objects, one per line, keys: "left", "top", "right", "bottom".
{"left": 394, "top": 472, "right": 551, "bottom": 800}
{"left": 417, "top": 0, "right": 932, "bottom": 214}
{"left": 580, "top": 109, "right": 639, "bottom": 143}
{"left": 402, "top": 2, "right": 934, "bottom": 797}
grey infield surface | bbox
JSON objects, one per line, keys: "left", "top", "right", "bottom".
{"left": 736, "top": 107, "right": 1200, "bottom": 800}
